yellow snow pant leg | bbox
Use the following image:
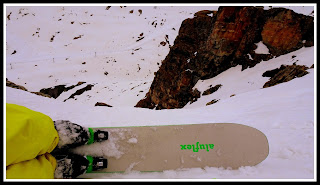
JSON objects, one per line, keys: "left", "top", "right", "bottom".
{"left": 6, "top": 153, "right": 57, "bottom": 179}
{"left": 6, "top": 103, "right": 59, "bottom": 179}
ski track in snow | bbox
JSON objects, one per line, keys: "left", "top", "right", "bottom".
{"left": 5, "top": 5, "right": 315, "bottom": 180}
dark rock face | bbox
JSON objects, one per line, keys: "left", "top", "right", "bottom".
{"left": 136, "top": 6, "right": 314, "bottom": 110}
{"left": 263, "top": 64, "right": 309, "bottom": 88}
{"left": 40, "top": 85, "right": 68, "bottom": 99}
{"left": 6, "top": 78, "right": 51, "bottom": 98}
{"left": 40, "top": 82, "right": 86, "bottom": 99}
{"left": 136, "top": 12, "right": 214, "bottom": 109}
{"left": 6, "top": 78, "right": 28, "bottom": 91}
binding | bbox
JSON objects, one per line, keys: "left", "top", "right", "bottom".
{"left": 86, "top": 156, "right": 108, "bottom": 173}
{"left": 87, "top": 128, "right": 109, "bottom": 144}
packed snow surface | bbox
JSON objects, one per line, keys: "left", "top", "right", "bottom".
{"left": 5, "top": 4, "right": 315, "bottom": 181}
{"left": 254, "top": 41, "right": 270, "bottom": 54}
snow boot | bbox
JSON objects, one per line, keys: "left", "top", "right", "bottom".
{"left": 52, "top": 120, "right": 109, "bottom": 154}
{"left": 54, "top": 153, "right": 90, "bottom": 179}
{"left": 52, "top": 120, "right": 90, "bottom": 154}
{"left": 53, "top": 153, "right": 108, "bottom": 179}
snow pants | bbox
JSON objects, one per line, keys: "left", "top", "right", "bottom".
{"left": 6, "top": 103, "right": 59, "bottom": 179}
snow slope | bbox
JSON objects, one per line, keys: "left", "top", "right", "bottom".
{"left": 6, "top": 5, "right": 218, "bottom": 107}
{"left": 4, "top": 4, "right": 316, "bottom": 181}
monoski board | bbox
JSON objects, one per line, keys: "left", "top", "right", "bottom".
{"left": 77, "top": 123, "right": 269, "bottom": 173}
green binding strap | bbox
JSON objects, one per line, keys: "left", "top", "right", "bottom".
{"left": 86, "top": 155, "right": 94, "bottom": 173}
{"left": 87, "top": 128, "right": 94, "bottom": 145}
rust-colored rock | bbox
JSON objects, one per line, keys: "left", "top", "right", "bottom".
{"left": 206, "top": 99, "right": 219, "bottom": 106}
{"left": 261, "top": 8, "right": 314, "bottom": 56}
{"left": 136, "top": 13, "right": 214, "bottom": 109}
{"left": 192, "top": 6, "right": 265, "bottom": 79}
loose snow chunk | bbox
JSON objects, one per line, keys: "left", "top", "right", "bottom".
{"left": 127, "top": 138, "right": 138, "bottom": 143}
{"left": 190, "top": 154, "right": 201, "bottom": 162}
{"left": 180, "top": 156, "right": 184, "bottom": 164}
{"left": 125, "top": 162, "right": 140, "bottom": 172}
{"left": 254, "top": 41, "right": 270, "bottom": 54}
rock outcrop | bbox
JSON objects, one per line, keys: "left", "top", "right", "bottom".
{"left": 202, "top": 84, "right": 222, "bottom": 96}
{"left": 206, "top": 99, "right": 219, "bottom": 106}
{"left": 95, "top": 102, "right": 113, "bottom": 107}
{"left": 261, "top": 8, "right": 314, "bottom": 56}
{"left": 262, "top": 64, "right": 310, "bottom": 88}
{"left": 39, "top": 82, "right": 86, "bottom": 99}
{"left": 135, "top": 6, "right": 313, "bottom": 110}
{"left": 64, "top": 84, "right": 94, "bottom": 102}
